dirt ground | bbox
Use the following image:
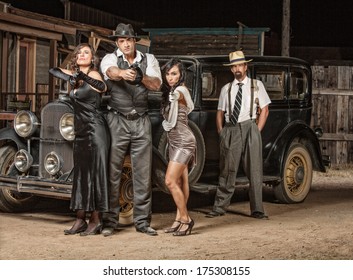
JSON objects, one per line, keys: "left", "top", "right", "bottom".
{"left": 0, "top": 165, "right": 353, "bottom": 260}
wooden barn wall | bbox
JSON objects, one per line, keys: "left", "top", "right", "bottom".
{"left": 66, "top": 2, "right": 143, "bottom": 30}
{"left": 151, "top": 34, "right": 260, "bottom": 55}
{"left": 311, "top": 64, "right": 353, "bottom": 164}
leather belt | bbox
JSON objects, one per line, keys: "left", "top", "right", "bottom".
{"left": 225, "top": 119, "right": 255, "bottom": 127}
{"left": 109, "top": 109, "right": 145, "bottom": 120}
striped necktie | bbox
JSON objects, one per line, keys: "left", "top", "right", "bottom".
{"left": 230, "top": 83, "right": 243, "bottom": 125}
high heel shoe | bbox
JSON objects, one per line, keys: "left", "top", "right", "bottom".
{"left": 173, "top": 219, "right": 194, "bottom": 236}
{"left": 164, "top": 220, "right": 181, "bottom": 233}
{"left": 79, "top": 223, "right": 102, "bottom": 236}
{"left": 64, "top": 221, "right": 88, "bottom": 235}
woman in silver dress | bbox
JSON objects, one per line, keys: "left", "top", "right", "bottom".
{"left": 161, "top": 58, "right": 196, "bottom": 236}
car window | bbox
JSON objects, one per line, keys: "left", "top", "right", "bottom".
{"left": 202, "top": 64, "right": 288, "bottom": 102}
{"left": 202, "top": 66, "right": 233, "bottom": 101}
{"left": 289, "top": 68, "right": 308, "bottom": 100}
{"left": 254, "top": 67, "right": 286, "bottom": 101}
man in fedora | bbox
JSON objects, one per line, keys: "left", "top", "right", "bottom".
{"left": 100, "top": 23, "right": 162, "bottom": 236}
{"left": 206, "top": 50, "right": 271, "bottom": 219}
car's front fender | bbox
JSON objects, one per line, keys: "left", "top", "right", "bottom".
{"left": 0, "top": 127, "right": 26, "bottom": 150}
{"left": 264, "top": 121, "right": 326, "bottom": 176}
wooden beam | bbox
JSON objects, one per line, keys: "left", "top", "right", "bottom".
{"left": 320, "top": 133, "right": 353, "bottom": 141}
{"left": 0, "top": 22, "right": 62, "bottom": 41}
{"left": 281, "top": 0, "right": 290, "bottom": 56}
{"left": 88, "top": 34, "right": 101, "bottom": 52}
{"left": 49, "top": 40, "right": 57, "bottom": 102}
{"left": 313, "top": 89, "right": 353, "bottom": 96}
{"left": 138, "top": 38, "right": 151, "bottom": 48}
{"left": 59, "top": 53, "right": 72, "bottom": 69}
{"left": 10, "top": 7, "right": 112, "bottom": 36}
{"left": 0, "top": 11, "right": 76, "bottom": 35}
{"left": 90, "top": 32, "right": 114, "bottom": 51}
{"left": 0, "top": 32, "right": 9, "bottom": 110}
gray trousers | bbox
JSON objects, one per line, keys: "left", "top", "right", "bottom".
{"left": 213, "top": 119, "right": 265, "bottom": 214}
{"left": 103, "top": 111, "right": 152, "bottom": 229}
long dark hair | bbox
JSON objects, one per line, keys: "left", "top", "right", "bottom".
{"left": 68, "top": 43, "right": 100, "bottom": 88}
{"left": 69, "top": 43, "right": 100, "bottom": 72}
{"left": 160, "top": 58, "right": 186, "bottom": 107}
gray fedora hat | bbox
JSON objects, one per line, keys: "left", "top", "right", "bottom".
{"left": 109, "top": 23, "right": 141, "bottom": 41}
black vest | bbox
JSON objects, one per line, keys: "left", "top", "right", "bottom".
{"left": 107, "top": 53, "right": 149, "bottom": 115}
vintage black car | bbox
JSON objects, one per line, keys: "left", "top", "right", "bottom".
{"left": 0, "top": 55, "right": 329, "bottom": 224}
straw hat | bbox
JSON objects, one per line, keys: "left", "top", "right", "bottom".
{"left": 223, "top": 50, "right": 252, "bottom": 66}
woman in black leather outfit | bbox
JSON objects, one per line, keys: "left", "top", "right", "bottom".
{"left": 49, "top": 43, "right": 110, "bottom": 236}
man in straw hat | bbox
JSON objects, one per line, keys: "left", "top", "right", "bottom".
{"left": 100, "top": 23, "right": 162, "bottom": 236}
{"left": 206, "top": 50, "right": 271, "bottom": 220}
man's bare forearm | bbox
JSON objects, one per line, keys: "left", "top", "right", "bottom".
{"left": 106, "top": 66, "right": 161, "bottom": 90}
{"left": 216, "top": 110, "right": 225, "bottom": 134}
{"left": 106, "top": 66, "right": 122, "bottom": 81}
{"left": 142, "top": 75, "right": 161, "bottom": 91}
{"left": 257, "top": 106, "right": 269, "bottom": 131}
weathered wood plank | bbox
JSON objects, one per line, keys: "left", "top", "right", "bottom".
{"left": 336, "top": 141, "right": 348, "bottom": 164}
{"left": 349, "top": 97, "right": 353, "bottom": 134}
{"left": 0, "top": 11, "right": 76, "bottom": 35}
{"left": 313, "top": 89, "right": 353, "bottom": 95}
{"left": 312, "top": 65, "right": 353, "bottom": 90}
{"left": 312, "top": 65, "right": 325, "bottom": 88}
{"left": 327, "top": 66, "right": 338, "bottom": 88}
{"left": 320, "top": 133, "right": 353, "bottom": 141}
{"left": 312, "top": 91, "right": 353, "bottom": 164}
{"left": 151, "top": 34, "right": 261, "bottom": 55}
{"left": 336, "top": 95, "right": 349, "bottom": 134}
{"left": 337, "top": 66, "right": 351, "bottom": 90}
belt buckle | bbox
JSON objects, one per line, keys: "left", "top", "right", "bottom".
{"left": 126, "top": 109, "right": 139, "bottom": 120}
{"left": 126, "top": 112, "right": 137, "bottom": 120}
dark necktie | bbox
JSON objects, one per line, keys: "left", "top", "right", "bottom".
{"left": 230, "top": 83, "right": 243, "bottom": 125}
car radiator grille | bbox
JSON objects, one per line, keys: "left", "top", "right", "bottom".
{"left": 39, "top": 101, "right": 74, "bottom": 178}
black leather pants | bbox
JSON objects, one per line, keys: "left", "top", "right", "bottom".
{"left": 103, "top": 111, "right": 153, "bottom": 229}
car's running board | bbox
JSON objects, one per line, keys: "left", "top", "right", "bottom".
{"left": 191, "top": 176, "right": 281, "bottom": 193}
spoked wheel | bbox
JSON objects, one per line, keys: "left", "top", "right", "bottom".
{"left": 274, "top": 143, "right": 313, "bottom": 203}
{"left": 118, "top": 155, "right": 134, "bottom": 225}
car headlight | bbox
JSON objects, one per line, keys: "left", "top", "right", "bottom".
{"left": 314, "top": 127, "right": 323, "bottom": 138}
{"left": 44, "top": 152, "right": 63, "bottom": 176}
{"left": 14, "top": 149, "right": 33, "bottom": 173}
{"left": 59, "top": 113, "right": 75, "bottom": 141}
{"left": 14, "top": 111, "right": 38, "bottom": 138}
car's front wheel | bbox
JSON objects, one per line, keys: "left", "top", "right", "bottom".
{"left": 0, "top": 145, "right": 38, "bottom": 212}
{"left": 117, "top": 155, "right": 134, "bottom": 226}
{"left": 274, "top": 143, "right": 313, "bottom": 203}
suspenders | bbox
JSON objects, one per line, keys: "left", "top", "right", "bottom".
{"left": 227, "top": 79, "right": 256, "bottom": 123}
